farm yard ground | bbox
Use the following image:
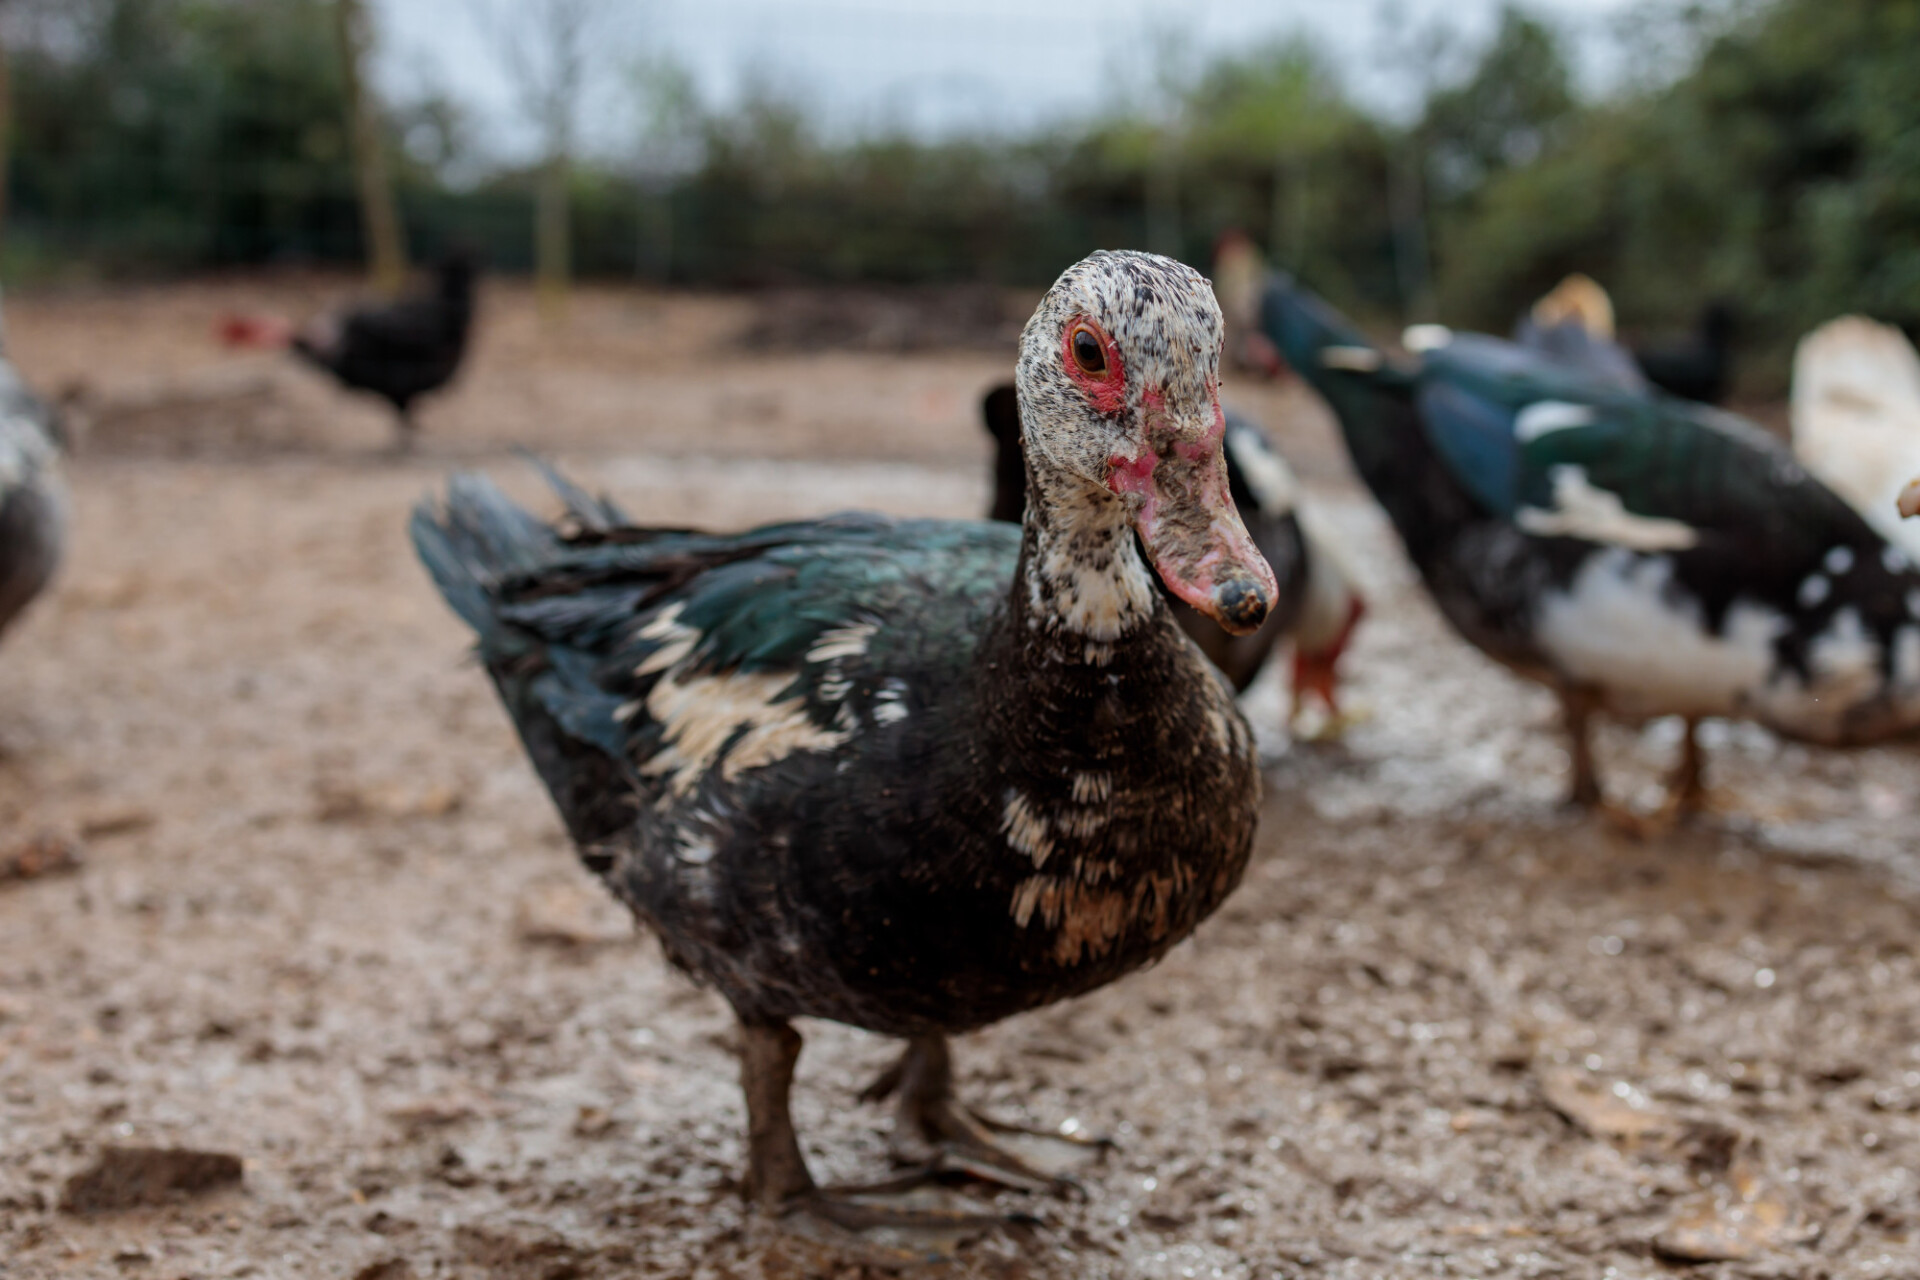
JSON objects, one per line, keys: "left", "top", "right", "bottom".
{"left": 0, "top": 278, "right": 1915, "bottom": 1279}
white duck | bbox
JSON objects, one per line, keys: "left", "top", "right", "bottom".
{"left": 1791, "top": 316, "right": 1920, "bottom": 561}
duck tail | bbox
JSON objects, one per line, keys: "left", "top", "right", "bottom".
{"left": 513, "top": 447, "right": 629, "bottom": 534}
{"left": 409, "top": 473, "right": 561, "bottom": 644}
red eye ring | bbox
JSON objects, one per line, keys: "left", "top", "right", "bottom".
{"left": 1069, "top": 323, "right": 1108, "bottom": 376}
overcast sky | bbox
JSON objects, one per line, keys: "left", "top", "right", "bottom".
{"left": 369, "top": 0, "right": 1649, "bottom": 164}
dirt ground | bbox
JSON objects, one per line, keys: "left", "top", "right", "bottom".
{"left": 0, "top": 277, "right": 1916, "bottom": 1279}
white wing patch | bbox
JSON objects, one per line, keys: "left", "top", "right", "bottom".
{"left": 641, "top": 670, "right": 848, "bottom": 799}
{"left": 1514, "top": 401, "right": 1596, "bottom": 442}
{"left": 1321, "top": 346, "right": 1384, "bottom": 372}
{"left": 1535, "top": 549, "right": 1784, "bottom": 717}
{"left": 871, "top": 677, "right": 910, "bottom": 725}
{"left": 1401, "top": 324, "right": 1453, "bottom": 353}
{"left": 1224, "top": 427, "right": 1298, "bottom": 516}
{"left": 1517, "top": 465, "right": 1701, "bottom": 552}
{"left": 806, "top": 621, "right": 878, "bottom": 665}
{"left": 634, "top": 603, "right": 698, "bottom": 676}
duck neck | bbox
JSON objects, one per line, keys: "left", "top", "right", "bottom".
{"left": 1008, "top": 453, "right": 1161, "bottom": 668}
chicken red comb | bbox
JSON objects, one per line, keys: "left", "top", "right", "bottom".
{"left": 216, "top": 313, "right": 294, "bottom": 349}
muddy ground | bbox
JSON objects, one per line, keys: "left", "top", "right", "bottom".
{"left": 0, "top": 277, "right": 1915, "bottom": 1279}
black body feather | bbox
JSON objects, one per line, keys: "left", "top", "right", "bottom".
{"left": 295, "top": 254, "right": 476, "bottom": 423}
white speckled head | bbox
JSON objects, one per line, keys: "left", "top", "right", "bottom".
{"left": 1013, "top": 250, "right": 1276, "bottom": 635}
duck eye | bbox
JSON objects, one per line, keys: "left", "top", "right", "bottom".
{"left": 1071, "top": 327, "right": 1106, "bottom": 375}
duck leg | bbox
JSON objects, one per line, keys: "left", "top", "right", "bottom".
{"left": 861, "top": 1032, "right": 1111, "bottom": 1194}
{"left": 1557, "top": 685, "right": 1604, "bottom": 808}
{"left": 1630, "top": 716, "right": 1718, "bottom": 836}
{"left": 738, "top": 1019, "right": 814, "bottom": 1209}
{"left": 1558, "top": 685, "right": 1675, "bottom": 835}
{"left": 1663, "top": 715, "right": 1707, "bottom": 816}
{"left": 734, "top": 1018, "right": 1009, "bottom": 1260}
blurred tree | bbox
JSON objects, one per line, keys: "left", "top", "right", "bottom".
{"left": 334, "top": 0, "right": 407, "bottom": 292}
{"left": 475, "top": 0, "right": 604, "bottom": 323}
{"left": 1431, "top": 0, "right": 1920, "bottom": 391}
{"left": 627, "top": 54, "right": 701, "bottom": 282}
{"left": 8, "top": 0, "right": 367, "bottom": 268}
{"left": 1420, "top": 6, "right": 1576, "bottom": 201}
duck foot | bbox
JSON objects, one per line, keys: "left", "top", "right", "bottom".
{"left": 772, "top": 1183, "right": 1028, "bottom": 1265}
{"left": 738, "top": 1019, "right": 1023, "bottom": 1266}
{"left": 1599, "top": 717, "right": 1723, "bottom": 840}
{"left": 861, "top": 1033, "right": 1112, "bottom": 1196}
{"left": 1289, "top": 702, "right": 1368, "bottom": 742}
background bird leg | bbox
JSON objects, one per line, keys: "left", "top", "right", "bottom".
{"left": 863, "top": 1032, "right": 1109, "bottom": 1194}
{"left": 1557, "top": 685, "right": 1604, "bottom": 808}
{"left": 1627, "top": 715, "right": 1715, "bottom": 837}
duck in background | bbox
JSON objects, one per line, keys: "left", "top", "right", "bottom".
{"left": 1629, "top": 300, "right": 1738, "bottom": 405}
{"left": 0, "top": 297, "right": 64, "bottom": 647}
{"left": 1263, "top": 272, "right": 1920, "bottom": 828}
{"left": 982, "top": 380, "right": 1365, "bottom": 730}
{"left": 1511, "top": 273, "right": 1650, "bottom": 394}
{"left": 1210, "top": 229, "right": 1286, "bottom": 378}
{"left": 1791, "top": 316, "right": 1920, "bottom": 563}
{"left": 415, "top": 251, "right": 1276, "bottom": 1254}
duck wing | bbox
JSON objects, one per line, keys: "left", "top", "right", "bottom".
{"left": 412, "top": 473, "right": 1018, "bottom": 847}
{"left": 1417, "top": 337, "right": 1868, "bottom": 566}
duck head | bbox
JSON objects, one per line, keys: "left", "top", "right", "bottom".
{"left": 1015, "top": 251, "right": 1276, "bottom": 637}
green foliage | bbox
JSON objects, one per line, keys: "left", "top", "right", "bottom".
{"left": 12, "top": 0, "right": 356, "bottom": 266}
{"left": 6, "top": 0, "right": 1919, "bottom": 382}
{"left": 1420, "top": 6, "right": 1576, "bottom": 201}
{"left": 1433, "top": 0, "right": 1920, "bottom": 384}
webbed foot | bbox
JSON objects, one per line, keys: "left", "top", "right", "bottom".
{"left": 862, "top": 1034, "right": 1112, "bottom": 1196}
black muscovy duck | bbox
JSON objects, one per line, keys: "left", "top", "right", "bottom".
{"left": 0, "top": 303, "right": 63, "bottom": 643}
{"left": 1263, "top": 273, "right": 1920, "bottom": 823}
{"left": 414, "top": 250, "right": 1276, "bottom": 1248}
{"left": 1629, "top": 300, "right": 1736, "bottom": 405}
{"left": 223, "top": 252, "right": 477, "bottom": 449}
{"left": 982, "top": 381, "right": 1364, "bottom": 723}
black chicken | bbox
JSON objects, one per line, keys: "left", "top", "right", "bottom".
{"left": 224, "top": 252, "right": 477, "bottom": 448}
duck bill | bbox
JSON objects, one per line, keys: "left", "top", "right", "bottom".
{"left": 1109, "top": 416, "right": 1277, "bottom": 636}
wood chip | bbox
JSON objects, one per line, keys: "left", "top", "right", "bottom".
{"left": 1654, "top": 1165, "right": 1811, "bottom": 1262}
{"left": 60, "top": 1146, "right": 243, "bottom": 1213}
{"left": 1540, "top": 1068, "right": 1676, "bottom": 1145}
{"left": 513, "top": 878, "right": 632, "bottom": 949}
{"left": 0, "top": 834, "right": 82, "bottom": 886}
